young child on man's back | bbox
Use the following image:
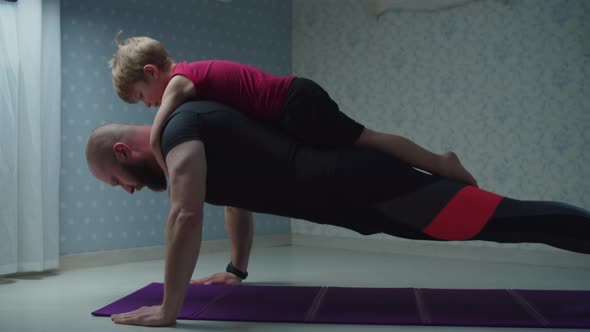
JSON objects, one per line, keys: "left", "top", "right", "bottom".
{"left": 109, "top": 35, "right": 477, "bottom": 186}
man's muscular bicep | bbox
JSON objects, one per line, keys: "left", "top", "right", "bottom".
{"left": 166, "top": 140, "right": 207, "bottom": 214}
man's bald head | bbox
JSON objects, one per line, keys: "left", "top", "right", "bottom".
{"left": 85, "top": 123, "right": 130, "bottom": 170}
{"left": 86, "top": 123, "right": 167, "bottom": 193}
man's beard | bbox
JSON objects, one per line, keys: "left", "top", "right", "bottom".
{"left": 121, "top": 159, "right": 167, "bottom": 192}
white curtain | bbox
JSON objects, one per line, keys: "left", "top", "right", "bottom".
{"left": 0, "top": 0, "right": 61, "bottom": 275}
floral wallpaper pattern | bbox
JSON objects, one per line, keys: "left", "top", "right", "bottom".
{"left": 291, "top": 0, "right": 589, "bottom": 252}
{"left": 60, "top": 0, "right": 292, "bottom": 254}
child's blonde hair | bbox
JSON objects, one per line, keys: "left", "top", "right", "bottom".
{"left": 109, "top": 32, "right": 173, "bottom": 103}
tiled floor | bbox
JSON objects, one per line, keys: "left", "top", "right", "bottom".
{"left": 1, "top": 245, "right": 589, "bottom": 332}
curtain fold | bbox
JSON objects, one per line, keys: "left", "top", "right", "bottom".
{"left": 0, "top": 0, "right": 60, "bottom": 275}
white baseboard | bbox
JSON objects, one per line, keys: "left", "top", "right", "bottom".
{"left": 59, "top": 233, "right": 590, "bottom": 271}
{"left": 60, "top": 234, "right": 292, "bottom": 271}
{"left": 292, "top": 233, "right": 590, "bottom": 270}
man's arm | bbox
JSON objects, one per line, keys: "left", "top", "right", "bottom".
{"left": 225, "top": 206, "right": 254, "bottom": 274}
{"left": 112, "top": 140, "right": 206, "bottom": 327}
{"left": 161, "top": 140, "right": 206, "bottom": 317}
{"left": 150, "top": 75, "right": 196, "bottom": 175}
{"left": 189, "top": 207, "right": 253, "bottom": 285}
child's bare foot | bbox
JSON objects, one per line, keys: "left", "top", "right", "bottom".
{"left": 438, "top": 152, "right": 478, "bottom": 187}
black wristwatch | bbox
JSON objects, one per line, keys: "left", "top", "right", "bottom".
{"left": 226, "top": 261, "right": 248, "bottom": 280}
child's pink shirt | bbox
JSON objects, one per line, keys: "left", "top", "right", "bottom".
{"left": 171, "top": 60, "right": 296, "bottom": 120}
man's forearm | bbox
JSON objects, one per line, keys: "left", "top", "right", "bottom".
{"left": 225, "top": 207, "right": 253, "bottom": 272}
{"left": 161, "top": 211, "right": 203, "bottom": 317}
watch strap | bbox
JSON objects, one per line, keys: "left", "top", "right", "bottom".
{"left": 226, "top": 261, "right": 248, "bottom": 280}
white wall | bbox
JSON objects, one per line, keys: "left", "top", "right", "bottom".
{"left": 291, "top": 0, "right": 589, "bottom": 253}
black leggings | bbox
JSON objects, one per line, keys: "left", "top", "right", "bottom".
{"left": 308, "top": 148, "right": 590, "bottom": 255}
{"left": 473, "top": 200, "right": 590, "bottom": 254}
{"left": 314, "top": 198, "right": 590, "bottom": 255}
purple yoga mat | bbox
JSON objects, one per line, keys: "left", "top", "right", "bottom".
{"left": 92, "top": 283, "right": 590, "bottom": 329}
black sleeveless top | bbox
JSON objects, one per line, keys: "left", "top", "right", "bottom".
{"left": 160, "top": 101, "right": 438, "bottom": 239}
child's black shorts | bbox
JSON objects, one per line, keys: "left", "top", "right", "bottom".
{"left": 279, "top": 77, "right": 364, "bottom": 148}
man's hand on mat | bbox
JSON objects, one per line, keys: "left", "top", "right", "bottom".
{"left": 111, "top": 305, "right": 176, "bottom": 327}
{"left": 190, "top": 272, "right": 242, "bottom": 285}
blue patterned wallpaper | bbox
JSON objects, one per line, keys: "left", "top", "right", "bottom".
{"left": 292, "top": 0, "right": 589, "bottom": 248}
{"left": 60, "top": 0, "right": 292, "bottom": 255}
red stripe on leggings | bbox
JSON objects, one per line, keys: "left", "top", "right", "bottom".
{"left": 423, "top": 186, "right": 504, "bottom": 240}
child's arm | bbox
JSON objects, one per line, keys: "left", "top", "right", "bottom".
{"left": 150, "top": 75, "right": 196, "bottom": 176}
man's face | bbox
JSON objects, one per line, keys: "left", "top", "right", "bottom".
{"left": 120, "top": 158, "right": 168, "bottom": 193}
{"left": 95, "top": 157, "right": 167, "bottom": 194}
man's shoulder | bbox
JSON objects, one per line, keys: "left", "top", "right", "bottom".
{"left": 160, "top": 102, "right": 205, "bottom": 160}
{"left": 160, "top": 101, "right": 241, "bottom": 159}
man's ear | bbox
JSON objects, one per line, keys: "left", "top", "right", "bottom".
{"left": 113, "top": 142, "right": 131, "bottom": 162}
{"left": 143, "top": 64, "right": 159, "bottom": 80}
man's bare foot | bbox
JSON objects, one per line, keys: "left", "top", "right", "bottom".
{"left": 439, "top": 152, "right": 478, "bottom": 187}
